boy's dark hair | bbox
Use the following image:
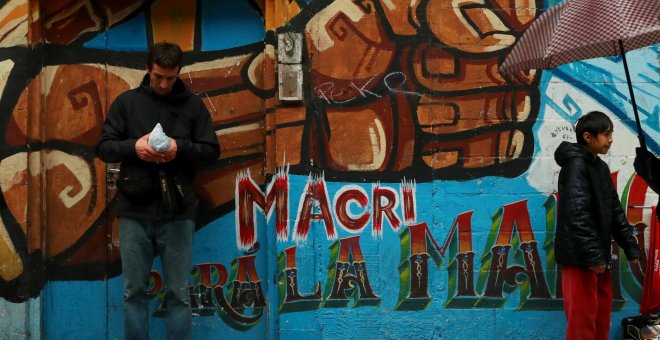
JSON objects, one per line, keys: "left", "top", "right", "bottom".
{"left": 575, "top": 111, "right": 613, "bottom": 145}
{"left": 147, "top": 42, "right": 183, "bottom": 70}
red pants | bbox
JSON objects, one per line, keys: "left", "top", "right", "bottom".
{"left": 561, "top": 266, "right": 612, "bottom": 340}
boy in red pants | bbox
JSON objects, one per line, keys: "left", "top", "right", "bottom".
{"left": 554, "top": 111, "right": 641, "bottom": 339}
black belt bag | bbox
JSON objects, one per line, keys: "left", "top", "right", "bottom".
{"left": 158, "top": 169, "right": 185, "bottom": 214}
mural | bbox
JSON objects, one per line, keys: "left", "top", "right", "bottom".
{"left": 0, "top": 0, "right": 658, "bottom": 339}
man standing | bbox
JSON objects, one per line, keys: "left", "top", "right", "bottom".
{"left": 96, "top": 42, "right": 220, "bottom": 339}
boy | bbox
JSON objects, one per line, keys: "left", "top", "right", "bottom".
{"left": 554, "top": 111, "right": 641, "bottom": 340}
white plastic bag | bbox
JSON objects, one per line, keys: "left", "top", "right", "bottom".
{"left": 147, "top": 123, "right": 170, "bottom": 152}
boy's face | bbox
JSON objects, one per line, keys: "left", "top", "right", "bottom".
{"left": 584, "top": 129, "right": 613, "bottom": 155}
{"left": 147, "top": 63, "right": 180, "bottom": 96}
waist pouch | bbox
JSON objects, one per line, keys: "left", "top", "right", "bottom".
{"left": 117, "top": 165, "right": 185, "bottom": 213}
{"left": 158, "top": 169, "right": 185, "bottom": 214}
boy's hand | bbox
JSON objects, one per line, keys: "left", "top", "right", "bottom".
{"left": 630, "top": 258, "right": 640, "bottom": 266}
{"left": 589, "top": 264, "right": 607, "bottom": 274}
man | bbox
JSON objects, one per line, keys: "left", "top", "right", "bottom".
{"left": 96, "top": 42, "right": 220, "bottom": 339}
{"left": 635, "top": 147, "right": 660, "bottom": 204}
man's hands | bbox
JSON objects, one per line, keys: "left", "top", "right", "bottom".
{"left": 162, "top": 137, "right": 177, "bottom": 161}
{"left": 135, "top": 134, "right": 177, "bottom": 163}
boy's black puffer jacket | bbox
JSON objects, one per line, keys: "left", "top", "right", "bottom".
{"left": 96, "top": 74, "right": 220, "bottom": 221}
{"left": 554, "top": 141, "right": 640, "bottom": 268}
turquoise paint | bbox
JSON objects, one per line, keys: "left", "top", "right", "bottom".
{"left": 200, "top": 0, "right": 265, "bottom": 51}
{"left": 84, "top": 13, "right": 148, "bottom": 51}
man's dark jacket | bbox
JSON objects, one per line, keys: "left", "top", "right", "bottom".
{"left": 96, "top": 74, "right": 220, "bottom": 221}
{"left": 554, "top": 142, "right": 640, "bottom": 268}
{"left": 634, "top": 147, "right": 660, "bottom": 219}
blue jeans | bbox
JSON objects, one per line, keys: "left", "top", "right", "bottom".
{"left": 119, "top": 217, "right": 194, "bottom": 340}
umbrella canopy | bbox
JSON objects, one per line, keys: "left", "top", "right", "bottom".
{"left": 500, "top": 0, "right": 660, "bottom": 150}
{"left": 500, "top": 0, "right": 660, "bottom": 73}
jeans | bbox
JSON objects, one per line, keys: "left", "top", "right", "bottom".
{"left": 119, "top": 217, "right": 194, "bottom": 340}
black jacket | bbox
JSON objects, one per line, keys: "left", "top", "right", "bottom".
{"left": 554, "top": 142, "right": 640, "bottom": 268}
{"left": 96, "top": 74, "right": 220, "bottom": 221}
{"left": 634, "top": 147, "right": 660, "bottom": 219}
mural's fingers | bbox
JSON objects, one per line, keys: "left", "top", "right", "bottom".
{"left": 426, "top": 0, "right": 515, "bottom": 53}
{"left": 182, "top": 51, "right": 275, "bottom": 100}
{"left": 316, "top": 101, "right": 394, "bottom": 171}
{"left": 183, "top": 55, "right": 270, "bottom": 162}
{"left": 416, "top": 90, "right": 535, "bottom": 134}
{"left": 301, "top": 88, "right": 418, "bottom": 172}
{"left": 417, "top": 90, "right": 535, "bottom": 170}
{"left": 411, "top": 43, "right": 536, "bottom": 92}
{"left": 182, "top": 44, "right": 276, "bottom": 102}
{"left": 421, "top": 128, "right": 527, "bottom": 169}
{"left": 305, "top": 0, "right": 395, "bottom": 102}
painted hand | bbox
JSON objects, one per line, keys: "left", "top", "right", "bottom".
{"left": 284, "top": 0, "right": 543, "bottom": 179}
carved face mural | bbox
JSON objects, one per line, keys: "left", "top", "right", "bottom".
{"left": 0, "top": 0, "right": 658, "bottom": 339}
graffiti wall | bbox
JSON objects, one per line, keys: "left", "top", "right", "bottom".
{"left": 0, "top": 0, "right": 658, "bottom": 339}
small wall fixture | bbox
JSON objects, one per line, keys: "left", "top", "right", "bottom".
{"left": 277, "top": 32, "right": 303, "bottom": 101}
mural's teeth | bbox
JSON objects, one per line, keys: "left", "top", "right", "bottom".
{"left": 0, "top": 217, "right": 22, "bottom": 281}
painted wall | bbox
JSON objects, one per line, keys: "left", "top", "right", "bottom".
{"left": 0, "top": 0, "right": 658, "bottom": 339}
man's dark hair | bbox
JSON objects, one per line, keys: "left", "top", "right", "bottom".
{"left": 575, "top": 111, "right": 613, "bottom": 145}
{"left": 147, "top": 42, "right": 183, "bottom": 70}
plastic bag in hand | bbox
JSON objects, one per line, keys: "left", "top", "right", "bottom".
{"left": 148, "top": 123, "right": 170, "bottom": 152}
